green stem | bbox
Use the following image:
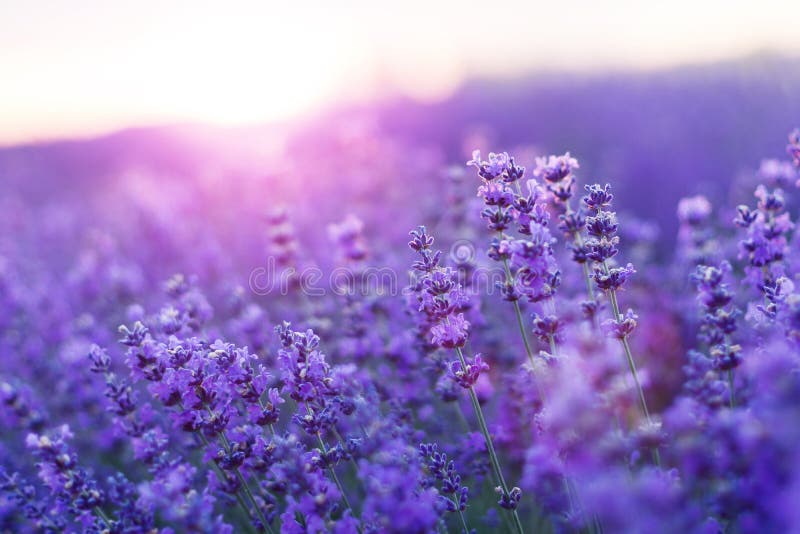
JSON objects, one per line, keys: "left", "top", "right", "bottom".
{"left": 317, "top": 434, "right": 359, "bottom": 523}
{"left": 720, "top": 333, "right": 736, "bottom": 409}
{"left": 562, "top": 476, "right": 576, "bottom": 519}
{"left": 603, "top": 268, "right": 661, "bottom": 467}
{"left": 196, "top": 431, "right": 260, "bottom": 534}
{"left": 94, "top": 506, "right": 113, "bottom": 528}
{"left": 303, "top": 402, "right": 361, "bottom": 531}
{"left": 454, "top": 496, "right": 470, "bottom": 534}
{"left": 500, "top": 259, "right": 537, "bottom": 370}
{"left": 455, "top": 346, "right": 525, "bottom": 534}
{"left": 727, "top": 369, "right": 736, "bottom": 408}
{"left": 548, "top": 335, "right": 558, "bottom": 358}
{"left": 213, "top": 413, "right": 273, "bottom": 534}
{"left": 501, "top": 256, "right": 549, "bottom": 406}
{"left": 606, "top": 291, "right": 651, "bottom": 421}
{"left": 332, "top": 426, "right": 363, "bottom": 488}
{"left": 235, "top": 468, "right": 273, "bottom": 534}
{"left": 494, "top": 226, "right": 551, "bottom": 411}
{"left": 571, "top": 221, "right": 597, "bottom": 304}
{"left": 563, "top": 201, "right": 597, "bottom": 325}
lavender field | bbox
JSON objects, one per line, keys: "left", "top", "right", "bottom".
{"left": 2, "top": 14, "right": 800, "bottom": 532}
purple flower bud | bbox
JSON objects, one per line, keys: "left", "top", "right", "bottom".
{"left": 677, "top": 195, "right": 712, "bottom": 226}
{"left": 585, "top": 211, "right": 619, "bottom": 238}
{"left": 754, "top": 185, "right": 785, "bottom": 212}
{"left": 329, "top": 214, "right": 368, "bottom": 264}
{"left": 118, "top": 321, "right": 148, "bottom": 347}
{"left": 533, "top": 153, "right": 579, "bottom": 184}
{"left": 480, "top": 207, "right": 514, "bottom": 232}
{"left": 466, "top": 150, "right": 510, "bottom": 179}
{"left": 593, "top": 263, "right": 636, "bottom": 291}
{"left": 709, "top": 343, "right": 742, "bottom": 371}
{"left": 583, "top": 184, "right": 614, "bottom": 212}
{"left": 448, "top": 353, "right": 489, "bottom": 389}
{"left": 532, "top": 314, "right": 563, "bottom": 344}
{"left": 586, "top": 236, "right": 620, "bottom": 263}
{"left": 477, "top": 180, "right": 515, "bottom": 207}
{"left": 496, "top": 486, "right": 522, "bottom": 510}
{"left": 409, "top": 226, "right": 435, "bottom": 252}
{"left": 758, "top": 159, "right": 798, "bottom": 188}
{"left": 504, "top": 157, "right": 526, "bottom": 183}
{"left": 605, "top": 309, "right": 638, "bottom": 339}
{"left": 733, "top": 205, "right": 757, "bottom": 228}
{"left": 787, "top": 128, "right": 800, "bottom": 168}
{"left": 430, "top": 313, "right": 470, "bottom": 349}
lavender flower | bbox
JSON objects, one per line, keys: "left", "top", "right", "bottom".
{"left": 419, "top": 442, "right": 472, "bottom": 532}
{"left": 583, "top": 182, "right": 660, "bottom": 465}
{"left": 677, "top": 195, "right": 718, "bottom": 266}
{"left": 6, "top": 110, "right": 800, "bottom": 534}
{"left": 759, "top": 159, "right": 798, "bottom": 189}
{"left": 448, "top": 354, "right": 490, "bottom": 389}
{"left": 690, "top": 262, "right": 741, "bottom": 406}
{"left": 534, "top": 153, "right": 580, "bottom": 188}
{"left": 1, "top": 468, "right": 66, "bottom": 532}
{"left": 469, "top": 151, "right": 562, "bottom": 375}
{"left": 408, "top": 226, "right": 526, "bottom": 534}
{"left": 736, "top": 184, "right": 794, "bottom": 320}
{"left": 25, "top": 426, "right": 114, "bottom": 530}
{"left": 329, "top": 214, "right": 368, "bottom": 265}
{"left": 534, "top": 152, "right": 598, "bottom": 323}
{"left": 467, "top": 150, "right": 510, "bottom": 180}
{"left": 677, "top": 196, "right": 712, "bottom": 226}
{"left": 788, "top": 128, "right": 800, "bottom": 169}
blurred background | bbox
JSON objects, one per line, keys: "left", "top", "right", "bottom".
{"left": 1, "top": 0, "right": 799, "bottom": 257}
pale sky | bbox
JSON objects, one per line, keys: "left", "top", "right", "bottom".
{"left": 1, "top": 0, "right": 799, "bottom": 144}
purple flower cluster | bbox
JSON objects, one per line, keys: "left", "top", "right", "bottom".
{"left": 419, "top": 443, "right": 470, "bottom": 527}
{"left": 329, "top": 214, "right": 368, "bottom": 265}
{"left": 677, "top": 195, "right": 718, "bottom": 266}
{"left": 267, "top": 207, "right": 300, "bottom": 271}
{"left": 583, "top": 184, "right": 635, "bottom": 292}
{"left": 688, "top": 262, "right": 741, "bottom": 407}
{"left": 735, "top": 184, "right": 795, "bottom": 321}
{"left": 471, "top": 151, "right": 560, "bottom": 304}
{"left": 408, "top": 226, "right": 471, "bottom": 350}
{"left": 3, "top": 125, "right": 800, "bottom": 534}
{"left": 25, "top": 427, "right": 109, "bottom": 529}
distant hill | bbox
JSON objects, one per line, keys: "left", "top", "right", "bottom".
{"left": 376, "top": 53, "right": 800, "bottom": 229}
{"left": 1, "top": 53, "right": 798, "bottom": 245}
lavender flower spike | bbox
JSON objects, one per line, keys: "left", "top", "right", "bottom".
{"left": 408, "top": 226, "right": 526, "bottom": 534}
{"left": 583, "top": 183, "right": 661, "bottom": 466}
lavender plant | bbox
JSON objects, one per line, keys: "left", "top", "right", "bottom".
{"left": 2, "top": 122, "right": 800, "bottom": 534}
{"left": 408, "top": 226, "right": 525, "bottom": 534}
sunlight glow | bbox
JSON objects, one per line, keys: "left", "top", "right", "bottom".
{"left": 1, "top": 0, "right": 799, "bottom": 144}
